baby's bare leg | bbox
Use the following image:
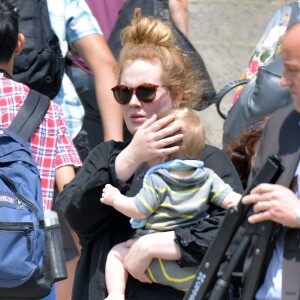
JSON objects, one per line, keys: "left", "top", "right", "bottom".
{"left": 105, "top": 243, "right": 130, "bottom": 300}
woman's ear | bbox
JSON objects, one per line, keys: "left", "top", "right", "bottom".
{"left": 14, "top": 33, "right": 25, "bottom": 55}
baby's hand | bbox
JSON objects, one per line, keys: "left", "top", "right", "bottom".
{"left": 100, "top": 184, "right": 121, "bottom": 206}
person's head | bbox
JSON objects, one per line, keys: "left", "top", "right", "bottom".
{"left": 112, "top": 9, "right": 203, "bottom": 135}
{"left": 152, "top": 107, "right": 205, "bottom": 164}
{"left": 280, "top": 21, "right": 300, "bottom": 112}
{"left": 0, "top": 0, "right": 24, "bottom": 71}
{"left": 224, "top": 118, "right": 267, "bottom": 189}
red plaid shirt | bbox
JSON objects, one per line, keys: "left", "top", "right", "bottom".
{"left": 0, "top": 75, "right": 82, "bottom": 210}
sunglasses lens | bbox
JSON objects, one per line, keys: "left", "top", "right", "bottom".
{"left": 112, "top": 84, "right": 158, "bottom": 104}
{"left": 112, "top": 85, "right": 132, "bottom": 104}
{"left": 136, "top": 84, "right": 157, "bottom": 102}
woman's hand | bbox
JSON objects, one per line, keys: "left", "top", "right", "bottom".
{"left": 115, "top": 114, "right": 183, "bottom": 181}
{"left": 123, "top": 231, "right": 181, "bottom": 283}
{"left": 123, "top": 239, "right": 152, "bottom": 283}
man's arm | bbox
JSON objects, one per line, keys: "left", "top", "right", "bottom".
{"left": 55, "top": 165, "right": 80, "bottom": 249}
{"left": 72, "top": 34, "right": 124, "bottom": 142}
{"left": 55, "top": 165, "right": 76, "bottom": 192}
{"left": 169, "top": 0, "right": 189, "bottom": 36}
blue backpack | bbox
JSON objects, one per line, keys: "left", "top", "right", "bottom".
{"left": 0, "top": 89, "right": 52, "bottom": 298}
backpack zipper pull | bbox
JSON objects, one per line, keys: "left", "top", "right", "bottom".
{"left": 17, "top": 198, "right": 23, "bottom": 209}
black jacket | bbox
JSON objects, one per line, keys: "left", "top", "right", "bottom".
{"left": 56, "top": 142, "right": 243, "bottom": 300}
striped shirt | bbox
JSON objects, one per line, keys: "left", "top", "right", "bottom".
{"left": 0, "top": 75, "right": 82, "bottom": 210}
{"left": 132, "top": 161, "right": 232, "bottom": 231}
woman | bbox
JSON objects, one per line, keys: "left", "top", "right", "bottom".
{"left": 56, "top": 9, "right": 243, "bottom": 300}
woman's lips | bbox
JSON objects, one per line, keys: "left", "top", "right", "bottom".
{"left": 130, "top": 114, "right": 146, "bottom": 123}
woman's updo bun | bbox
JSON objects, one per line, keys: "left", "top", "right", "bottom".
{"left": 121, "top": 8, "right": 175, "bottom": 48}
{"left": 115, "top": 9, "right": 204, "bottom": 110}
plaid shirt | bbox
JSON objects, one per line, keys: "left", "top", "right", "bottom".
{"left": 47, "top": 0, "right": 102, "bottom": 139}
{"left": 0, "top": 75, "right": 82, "bottom": 210}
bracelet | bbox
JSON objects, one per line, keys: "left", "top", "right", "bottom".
{"left": 296, "top": 207, "right": 300, "bottom": 229}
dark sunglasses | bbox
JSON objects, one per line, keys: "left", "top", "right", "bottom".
{"left": 111, "top": 83, "right": 159, "bottom": 104}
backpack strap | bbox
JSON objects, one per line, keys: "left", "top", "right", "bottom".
{"left": 8, "top": 89, "right": 50, "bottom": 141}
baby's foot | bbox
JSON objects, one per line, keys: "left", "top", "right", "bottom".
{"left": 104, "top": 292, "right": 125, "bottom": 300}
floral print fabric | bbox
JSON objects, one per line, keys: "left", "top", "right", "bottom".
{"left": 232, "top": 4, "right": 296, "bottom": 104}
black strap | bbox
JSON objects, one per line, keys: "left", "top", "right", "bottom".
{"left": 8, "top": 89, "right": 50, "bottom": 140}
{"left": 215, "top": 79, "right": 249, "bottom": 119}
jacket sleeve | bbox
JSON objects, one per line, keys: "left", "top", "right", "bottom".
{"left": 175, "top": 144, "right": 243, "bottom": 266}
{"left": 175, "top": 207, "right": 226, "bottom": 266}
{"left": 55, "top": 140, "right": 130, "bottom": 243}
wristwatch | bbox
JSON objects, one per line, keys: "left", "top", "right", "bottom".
{"left": 296, "top": 207, "right": 300, "bottom": 229}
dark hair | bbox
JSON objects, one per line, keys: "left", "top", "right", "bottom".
{"left": 0, "top": 0, "right": 19, "bottom": 62}
{"left": 224, "top": 119, "right": 267, "bottom": 189}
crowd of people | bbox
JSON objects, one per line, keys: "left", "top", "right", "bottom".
{"left": 0, "top": 0, "right": 299, "bottom": 300}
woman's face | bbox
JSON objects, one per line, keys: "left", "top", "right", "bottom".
{"left": 119, "top": 59, "right": 178, "bottom": 135}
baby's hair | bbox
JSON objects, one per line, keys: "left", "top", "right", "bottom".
{"left": 115, "top": 9, "right": 203, "bottom": 109}
{"left": 157, "top": 108, "right": 205, "bottom": 160}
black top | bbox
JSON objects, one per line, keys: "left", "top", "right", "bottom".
{"left": 56, "top": 142, "right": 243, "bottom": 300}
